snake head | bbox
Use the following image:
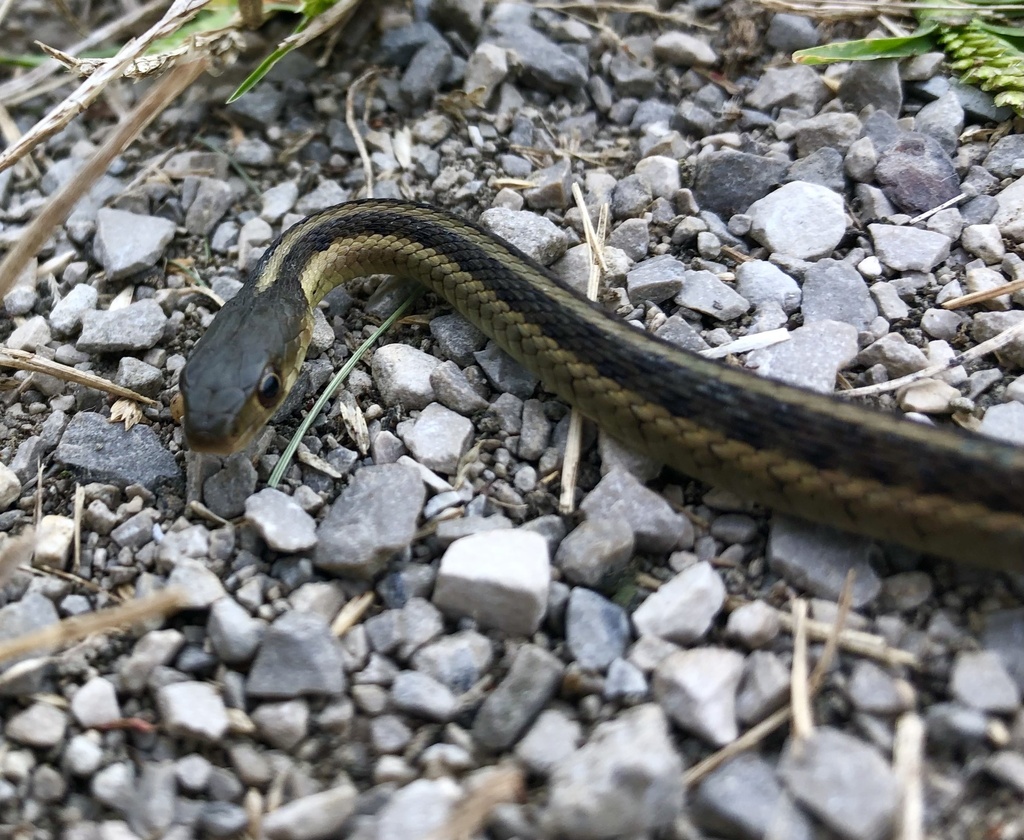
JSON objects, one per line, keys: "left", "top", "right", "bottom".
{"left": 179, "top": 283, "right": 311, "bottom": 455}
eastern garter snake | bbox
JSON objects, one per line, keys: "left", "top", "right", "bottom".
{"left": 178, "top": 199, "right": 1024, "bottom": 569}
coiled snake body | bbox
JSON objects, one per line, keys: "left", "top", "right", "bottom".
{"left": 178, "top": 199, "right": 1024, "bottom": 569}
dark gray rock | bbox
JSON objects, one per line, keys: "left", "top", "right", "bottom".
{"left": 875, "top": 132, "right": 959, "bottom": 215}
{"left": 692, "top": 151, "right": 788, "bottom": 219}
{"left": 472, "top": 644, "right": 563, "bottom": 750}
{"left": 55, "top": 412, "right": 180, "bottom": 491}
{"left": 693, "top": 754, "right": 815, "bottom": 840}
{"left": 247, "top": 611, "right": 346, "bottom": 698}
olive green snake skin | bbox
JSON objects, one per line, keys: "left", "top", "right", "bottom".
{"left": 178, "top": 199, "right": 1024, "bottom": 569}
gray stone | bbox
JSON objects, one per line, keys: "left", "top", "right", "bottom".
{"left": 155, "top": 682, "right": 228, "bottom": 742}
{"left": 543, "top": 705, "right": 683, "bottom": 838}
{"left": 376, "top": 778, "right": 460, "bottom": 840}
{"left": 555, "top": 516, "right": 634, "bottom": 587}
{"left": 749, "top": 319, "right": 859, "bottom": 393}
{"left": 566, "top": 587, "right": 630, "bottom": 671}
{"left": 747, "top": 181, "right": 846, "bottom": 260}
{"left": 202, "top": 454, "right": 258, "bottom": 520}
{"left": 515, "top": 708, "right": 583, "bottom": 776}
{"left": 950, "top": 650, "right": 1021, "bottom": 713}
{"left": 857, "top": 333, "right": 930, "bottom": 378}
{"left": 70, "top": 676, "right": 120, "bottom": 728}
{"left": 735, "top": 650, "right": 789, "bottom": 724}
{"left": 580, "top": 468, "right": 691, "bottom": 553}
{"left": 5, "top": 701, "right": 67, "bottom": 747}
{"left": 847, "top": 660, "right": 911, "bottom": 715}
{"left": 78, "top": 300, "right": 167, "bottom": 353}
{"left": 411, "top": 630, "right": 494, "bottom": 694}
{"left": 473, "top": 644, "right": 563, "bottom": 750}
{"left": 478, "top": 207, "right": 568, "bottom": 264}
{"left": 691, "top": 151, "right": 789, "bottom": 219}
{"left": 793, "top": 113, "right": 863, "bottom": 157}
{"left": 314, "top": 464, "right": 425, "bottom": 578}
{"left": 768, "top": 516, "right": 881, "bottom": 608}
{"left": 493, "top": 24, "right": 588, "bottom": 93}
{"left": 252, "top": 699, "right": 309, "bottom": 750}
{"left": 391, "top": 670, "right": 458, "bottom": 721}
{"left": 372, "top": 344, "right": 441, "bottom": 410}
{"left": 875, "top": 133, "right": 959, "bottom": 215}
{"left": 430, "top": 361, "right": 489, "bottom": 415}
{"left": 261, "top": 782, "right": 358, "bottom": 840}
{"left": 735, "top": 260, "right": 801, "bottom": 314}
{"left": 207, "top": 598, "right": 264, "bottom": 664}
{"left": 55, "top": 412, "right": 180, "bottom": 491}
{"left": 247, "top": 611, "right": 346, "bottom": 698}
{"left": 839, "top": 59, "right": 902, "bottom": 116}
{"left": 245, "top": 488, "right": 317, "bottom": 553}
{"left": 675, "top": 270, "right": 750, "bottom": 320}
{"left": 184, "top": 178, "right": 233, "bottom": 235}
{"left": 400, "top": 39, "right": 452, "bottom": 107}
{"left": 633, "top": 562, "right": 725, "bottom": 645}
{"left": 474, "top": 342, "right": 540, "bottom": 399}
{"left": 93, "top": 208, "right": 175, "bottom": 279}
{"left": 654, "top": 647, "right": 744, "bottom": 745}
{"left": 626, "top": 254, "right": 687, "bottom": 304}
{"left": 915, "top": 91, "right": 964, "bottom": 155}
{"left": 726, "top": 601, "right": 781, "bottom": 649}
{"left": 746, "top": 65, "right": 829, "bottom": 112}
{"left": 694, "top": 754, "right": 815, "bottom": 840}
{"left": 779, "top": 727, "right": 898, "bottom": 840}
{"left": 401, "top": 402, "right": 473, "bottom": 474}
{"left": 869, "top": 223, "right": 951, "bottom": 272}
{"left": 429, "top": 313, "right": 487, "bottom": 366}
{"left": 801, "top": 258, "right": 878, "bottom": 329}
{"left": 49, "top": 284, "right": 98, "bottom": 336}
{"left": 167, "top": 559, "right": 227, "bottom": 609}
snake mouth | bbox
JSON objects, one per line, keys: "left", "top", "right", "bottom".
{"left": 177, "top": 391, "right": 254, "bottom": 456}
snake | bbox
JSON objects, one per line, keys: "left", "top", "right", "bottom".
{"left": 178, "top": 199, "right": 1024, "bottom": 570}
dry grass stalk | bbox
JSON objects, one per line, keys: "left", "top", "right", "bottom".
{"left": 941, "top": 277, "right": 1024, "bottom": 310}
{"left": 331, "top": 591, "right": 375, "bottom": 637}
{"left": 560, "top": 182, "right": 608, "bottom": 514}
{"left": 0, "top": 588, "right": 186, "bottom": 665}
{"left": 685, "top": 574, "right": 856, "bottom": 786}
{"left": 0, "top": 0, "right": 167, "bottom": 107}
{"left": 347, "top": 68, "right": 379, "bottom": 199}
{"left": 894, "top": 713, "right": 925, "bottom": 840}
{"left": 425, "top": 766, "right": 524, "bottom": 840}
{"left": 0, "top": 56, "right": 210, "bottom": 301}
{"left": 0, "top": 348, "right": 159, "bottom": 406}
{"left": 790, "top": 598, "right": 814, "bottom": 741}
{"left": 843, "top": 315, "right": 1024, "bottom": 399}
{"left": 0, "top": 0, "right": 209, "bottom": 175}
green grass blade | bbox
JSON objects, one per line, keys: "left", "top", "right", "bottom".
{"left": 794, "top": 29, "right": 937, "bottom": 64}
{"left": 268, "top": 289, "right": 426, "bottom": 489}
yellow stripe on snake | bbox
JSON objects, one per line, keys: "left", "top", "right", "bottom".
{"left": 177, "top": 199, "right": 1024, "bottom": 569}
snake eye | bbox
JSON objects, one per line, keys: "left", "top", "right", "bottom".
{"left": 256, "top": 370, "right": 282, "bottom": 408}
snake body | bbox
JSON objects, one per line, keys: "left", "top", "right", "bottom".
{"left": 179, "top": 199, "right": 1024, "bottom": 569}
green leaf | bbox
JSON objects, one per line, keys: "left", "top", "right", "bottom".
{"left": 227, "top": 41, "right": 296, "bottom": 102}
{"left": 793, "top": 28, "right": 938, "bottom": 65}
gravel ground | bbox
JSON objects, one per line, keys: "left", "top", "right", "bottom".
{"left": 4, "top": 1, "right": 1024, "bottom": 838}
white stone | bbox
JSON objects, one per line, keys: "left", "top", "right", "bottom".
{"left": 34, "top": 515, "right": 75, "bottom": 568}
{"left": 0, "top": 462, "right": 20, "bottom": 510}
{"left": 245, "top": 487, "right": 318, "bottom": 552}
{"left": 71, "top": 677, "right": 121, "bottom": 728}
{"left": 633, "top": 561, "right": 725, "bottom": 644}
{"left": 433, "top": 531, "right": 550, "bottom": 635}
{"left": 747, "top": 181, "right": 845, "bottom": 260}
{"left": 156, "top": 681, "right": 229, "bottom": 741}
